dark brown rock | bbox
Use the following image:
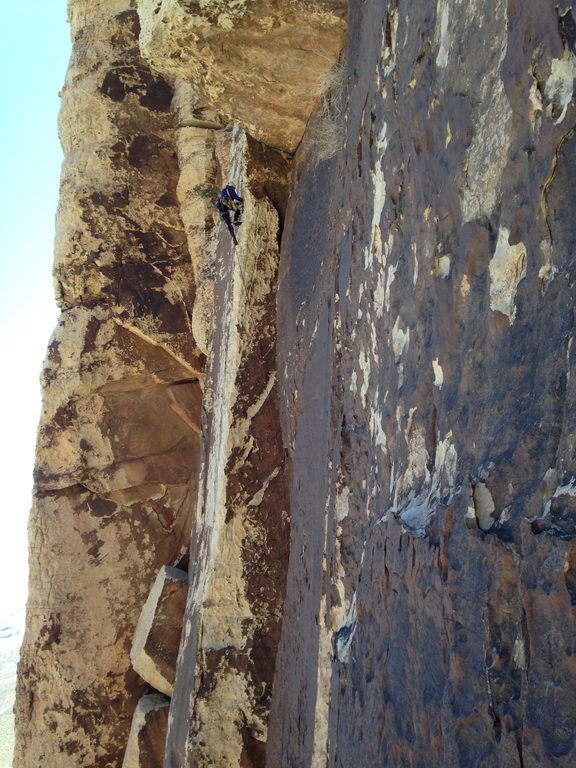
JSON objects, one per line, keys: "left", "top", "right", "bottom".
{"left": 268, "top": 2, "right": 576, "bottom": 767}
{"left": 122, "top": 694, "right": 170, "bottom": 768}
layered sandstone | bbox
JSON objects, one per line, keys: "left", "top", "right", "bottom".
{"left": 137, "top": 0, "right": 347, "bottom": 152}
{"left": 14, "top": 3, "right": 203, "bottom": 766}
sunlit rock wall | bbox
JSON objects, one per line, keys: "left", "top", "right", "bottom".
{"left": 137, "top": 0, "right": 347, "bottom": 152}
{"left": 14, "top": 2, "right": 203, "bottom": 766}
{"left": 269, "top": 1, "right": 576, "bottom": 767}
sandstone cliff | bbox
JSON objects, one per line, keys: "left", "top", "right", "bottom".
{"left": 15, "top": 1, "right": 576, "bottom": 767}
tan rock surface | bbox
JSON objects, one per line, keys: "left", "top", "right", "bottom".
{"left": 172, "top": 79, "right": 293, "bottom": 356}
{"left": 137, "top": 0, "right": 347, "bottom": 152}
{"left": 131, "top": 566, "right": 188, "bottom": 697}
{"left": 14, "top": 3, "right": 203, "bottom": 767}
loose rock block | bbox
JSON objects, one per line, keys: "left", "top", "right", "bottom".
{"left": 131, "top": 566, "right": 188, "bottom": 696}
{"left": 122, "top": 694, "right": 170, "bottom": 768}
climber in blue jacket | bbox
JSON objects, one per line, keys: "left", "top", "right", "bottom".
{"left": 219, "top": 182, "right": 243, "bottom": 225}
{"left": 215, "top": 182, "right": 243, "bottom": 245}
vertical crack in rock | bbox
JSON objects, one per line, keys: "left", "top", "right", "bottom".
{"left": 166, "top": 127, "right": 290, "bottom": 768}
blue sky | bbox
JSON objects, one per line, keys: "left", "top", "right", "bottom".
{"left": 0, "top": 2, "right": 71, "bottom": 617}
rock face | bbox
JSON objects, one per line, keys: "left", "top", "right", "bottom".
{"left": 14, "top": 3, "right": 203, "bottom": 767}
{"left": 137, "top": 0, "right": 347, "bottom": 152}
{"left": 15, "top": 0, "right": 576, "bottom": 767}
{"left": 268, "top": 2, "right": 576, "bottom": 767}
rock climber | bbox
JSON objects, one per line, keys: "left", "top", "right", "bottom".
{"left": 215, "top": 182, "right": 243, "bottom": 245}
{"left": 220, "top": 182, "right": 243, "bottom": 225}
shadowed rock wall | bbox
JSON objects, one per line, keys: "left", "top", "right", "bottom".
{"left": 269, "top": 1, "right": 576, "bottom": 767}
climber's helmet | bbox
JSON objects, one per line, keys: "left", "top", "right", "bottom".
{"left": 227, "top": 182, "right": 235, "bottom": 187}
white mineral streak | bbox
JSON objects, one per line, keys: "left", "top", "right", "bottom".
{"left": 373, "top": 233, "right": 394, "bottom": 316}
{"left": 359, "top": 348, "right": 371, "bottom": 407}
{"left": 412, "top": 241, "right": 419, "bottom": 285}
{"left": 512, "top": 635, "right": 526, "bottom": 670}
{"left": 435, "top": 2, "right": 450, "bottom": 69}
{"left": 392, "top": 316, "right": 410, "bottom": 360}
{"left": 311, "top": 481, "right": 357, "bottom": 768}
{"left": 553, "top": 478, "right": 576, "bottom": 498}
{"left": 432, "top": 358, "right": 444, "bottom": 390}
{"left": 540, "top": 474, "right": 576, "bottom": 522}
{"left": 545, "top": 55, "right": 576, "bottom": 125}
{"left": 394, "top": 425, "right": 458, "bottom": 535}
{"left": 458, "top": 0, "right": 512, "bottom": 222}
{"left": 489, "top": 227, "right": 527, "bottom": 323}
{"left": 473, "top": 482, "right": 496, "bottom": 531}
{"left": 370, "top": 392, "right": 388, "bottom": 452}
{"left": 368, "top": 120, "right": 389, "bottom": 260}
{"left": 529, "top": 75, "right": 543, "bottom": 131}
{"left": 461, "top": 77, "right": 512, "bottom": 221}
{"left": 435, "top": 431, "right": 458, "bottom": 490}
